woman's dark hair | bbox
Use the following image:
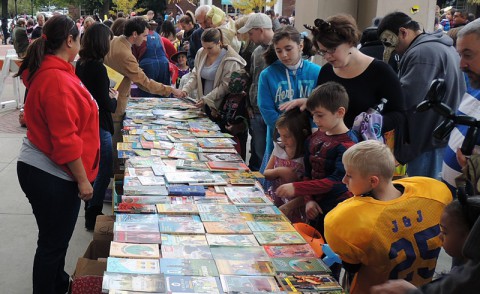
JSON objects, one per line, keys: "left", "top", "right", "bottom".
{"left": 78, "top": 23, "right": 113, "bottom": 64}
{"left": 274, "top": 108, "right": 312, "bottom": 158}
{"left": 178, "top": 14, "right": 193, "bottom": 25}
{"left": 201, "top": 28, "right": 228, "bottom": 49}
{"left": 305, "top": 14, "right": 362, "bottom": 50}
{"left": 377, "top": 12, "right": 421, "bottom": 37}
{"left": 455, "top": 188, "right": 480, "bottom": 229}
{"left": 103, "top": 19, "right": 113, "bottom": 28}
{"left": 111, "top": 17, "right": 127, "bottom": 36}
{"left": 161, "top": 20, "right": 176, "bottom": 39}
{"left": 124, "top": 16, "right": 149, "bottom": 38}
{"left": 263, "top": 26, "right": 314, "bottom": 65}
{"left": 16, "top": 15, "right": 79, "bottom": 81}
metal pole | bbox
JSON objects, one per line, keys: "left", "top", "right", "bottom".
{"left": 14, "top": 0, "right": 18, "bottom": 18}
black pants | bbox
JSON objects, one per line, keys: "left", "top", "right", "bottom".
{"left": 17, "top": 161, "right": 80, "bottom": 294}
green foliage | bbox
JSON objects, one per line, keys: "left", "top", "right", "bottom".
{"left": 231, "top": 0, "right": 277, "bottom": 14}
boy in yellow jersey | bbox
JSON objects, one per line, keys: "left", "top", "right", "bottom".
{"left": 324, "top": 140, "right": 452, "bottom": 294}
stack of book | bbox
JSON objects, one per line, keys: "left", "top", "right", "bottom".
{"left": 101, "top": 98, "right": 342, "bottom": 293}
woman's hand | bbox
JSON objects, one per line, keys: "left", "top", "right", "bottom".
{"left": 171, "top": 88, "right": 185, "bottom": 98}
{"left": 195, "top": 98, "right": 205, "bottom": 108}
{"left": 306, "top": 200, "right": 323, "bottom": 220}
{"left": 109, "top": 88, "right": 118, "bottom": 99}
{"left": 78, "top": 180, "right": 93, "bottom": 201}
{"left": 279, "top": 98, "right": 308, "bottom": 112}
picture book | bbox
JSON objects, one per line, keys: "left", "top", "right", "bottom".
{"left": 175, "top": 159, "right": 210, "bottom": 172}
{"left": 161, "top": 245, "right": 213, "bottom": 259}
{"left": 102, "top": 272, "right": 165, "bottom": 293}
{"left": 199, "top": 212, "right": 232, "bottom": 222}
{"left": 106, "top": 257, "right": 160, "bottom": 274}
{"left": 168, "top": 185, "right": 206, "bottom": 196}
{"left": 271, "top": 258, "right": 331, "bottom": 274}
{"left": 253, "top": 231, "right": 307, "bottom": 246}
{"left": 227, "top": 194, "right": 272, "bottom": 206}
{"left": 203, "top": 221, "right": 251, "bottom": 234}
{"left": 137, "top": 176, "right": 166, "bottom": 186}
{"left": 246, "top": 221, "right": 296, "bottom": 232}
{"left": 150, "top": 148, "right": 169, "bottom": 157}
{"left": 188, "top": 173, "right": 228, "bottom": 186}
{"left": 276, "top": 273, "right": 342, "bottom": 292}
{"left": 159, "top": 220, "right": 205, "bottom": 235}
{"left": 121, "top": 195, "right": 170, "bottom": 205}
{"left": 164, "top": 275, "right": 222, "bottom": 294}
{"left": 220, "top": 275, "right": 281, "bottom": 293}
{"left": 264, "top": 244, "right": 318, "bottom": 258}
{"left": 214, "top": 259, "right": 275, "bottom": 276}
{"left": 133, "top": 149, "right": 151, "bottom": 157}
{"left": 205, "top": 153, "right": 242, "bottom": 162}
{"left": 161, "top": 234, "right": 208, "bottom": 246}
{"left": 109, "top": 241, "right": 160, "bottom": 259}
{"left": 164, "top": 172, "right": 216, "bottom": 184}
{"left": 126, "top": 167, "right": 154, "bottom": 177}
{"left": 200, "top": 148, "right": 237, "bottom": 153}
{"left": 236, "top": 205, "right": 282, "bottom": 215}
{"left": 226, "top": 171, "right": 265, "bottom": 180}
{"left": 105, "top": 64, "right": 125, "bottom": 90}
{"left": 229, "top": 178, "right": 257, "bottom": 186}
{"left": 117, "top": 150, "right": 136, "bottom": 158}
{"left": 206, "top": 161, "right": 249, "bottom": 171}
{"left": 114, "top": 231, "right": 162, "bottom": 244}
{"left": 114, "top": 222, "right": 160, "bottom": 233}
{"left": 241, "top": 214, "right": 290, "bottom": 222}
{"left": 157, "top": 214, "right": 202, "bottom": 223}
{"left": 115, "top": 214, "right": 159, "bottom": 224}
{"left": 210, "top": 246, "right": 271, "bottom": 261}
{"left": 197, "top": 138, "right": 236, "bottom": 148}
{"left": 194, "top": 195, "right": 230, "bottom": 205}
{"left": 160, "top": 258, "right": 219, "bottom": 276}
{"left": 115, "top": 203, "right": 157, "bottom": 214}
{"left": 173, "top": 145, "right": 203, "bottom": 153}
{"left": 196, "top": 204, "right": 240, "bottom": 214}
{"left": 168, "top": 149, "right": 198, "bottom": 161}
{"left": 156, "top": 203, "right": 199, "bottom": 215}
{"left": 206, "top": 234, "right": 259, "bottom": 247}
{"left": 224, "top": 186, "right": 266, "bottom": 199}
{"left": 151, "top": 164, "right": 176, "bottom": 176}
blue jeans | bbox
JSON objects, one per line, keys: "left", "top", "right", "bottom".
{"left": 17, "top": 161, "right": 80, "bottom": 294}
{"left": 89, "top": 127, "right": 113, "bottom": 208}
{"left": 248, "top": 113, "right": 267, "bottom": 171}
{"left": 407, "top": 147, "right": 445, "bottom": 179}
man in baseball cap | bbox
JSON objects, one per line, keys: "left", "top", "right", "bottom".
{"left": 238, "top": 13, "right": 272, "bottom": 34}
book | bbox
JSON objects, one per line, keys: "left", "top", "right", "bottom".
{"left": 276, "top": 273, "right": 342, "bottom": 292}
{"left": 264, "top": 244, "right": 318, "bottom": 258}
{"left": 197, "top": 137, "right": 236, "bottom": 148}
{"left": 227, "top": 194, "right": 272, "bottom": 206}
{"left": 237, "top": 205, "right": 282, "bottom": 215}
{"left": 156, "top": 203, "right": 199, "bottom": 215}
{"left": 121, "top": 195, "right": 170, "bottom": 205}
{"left": 168, "top": 149, "right": 198, "bottom": 161}
{"left": 164, "top": 172, "right": 216, "bottom": 184}
{"left": 161, "top": 245, "right": 213, "bottom": 259}
{"left": 168, "top": 185, "right": 206, "bottom": 196}
{"left": 220, "top": 275, "right": 281, "bottom": 293}
{"left": 242, "top": 214, "right": 290, "bottom": 222}
{"left": 207, "top": 161, "right": 249, "bottom": 171}
{"left": 206, "top": 234, "right": 259, "bottom": 247}
{"left": 214, "top": 259, "right": 275, "bottom": 276}
{"left": 115, "top": 214, "right": 159, "bottom": 223}
{"left": 102, "top": 272, "right": 165, "bottom": 293}
{"left": 106, "top": 257, "right": 160, "bottom": 274}
{"left": 176, "top": 159, "right": 210, "bottom": 171}
{"left": 158, "top": 214, "right": 202, "bottom": 223}
{"left": 199, "top": 212, "right": 233, "bottom": 222}
{"left": 253, "top": 231, "right": 307, "bottom": 246}
{"left": 159, "top": 220, "right": 205, "bottom": 235}
{"left": 114, "top": 231, "right": 162, "bottom": 244}
{"left": 160, "top": 258, "right": 219, "bottom": 276}
{"left": 105, "top": 64, "right": 125, "bottom": 90}
{"left": 227, "top": 171, "right": 265, "bottom": 179}
{"left": 109, "top": 241, "right": 160, "bottom": 259}
{"left": 114, "top": 222, "right": 160, "bottom": 233}
{"left": 210, "top": 246, "right": 271, "bottom": 261}
{"left": 205, "top": 153, "right": 243, "bottom": 162}
{"left": 115, "top": 203, "right": 157, "bottom": 214}
{"left": 164, "top": 276, "right": 222, "bottom": 293}
{"left": 246, "top": 221, "right": 296, "bottom": 232}
{"left": 188, "top": 173, "right": 228, "bottom": 186}
{"left": 196, "top": 204, "right": 240, "bottom": 214}
{"left": 229, "top": 178, "right": 257, "bottom": 186}
{"left": 271, "top": 257, "right": 331, "bottom": 274}
{"left": 136, "top": 176, "right": 166, "bottom": 186}
{"left": 161, "top": 234, "right": 208, "bottom": 246}
{"left": 203, "top": 221, "right": 251, "bottom": 234}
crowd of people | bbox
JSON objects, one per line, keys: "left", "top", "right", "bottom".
{"left": 11, "top": 4, "right": 480, "bottom": 294}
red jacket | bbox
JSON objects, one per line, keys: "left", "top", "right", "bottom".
{"left": 23, "top": 55, "right": 100, "bottom": 182}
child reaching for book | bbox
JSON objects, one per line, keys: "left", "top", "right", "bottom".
{"left": 275, "top": 82, "right": 357, "bottom": 235}
{"left": 263, "top": 108, "right": 312, "bottom": 222}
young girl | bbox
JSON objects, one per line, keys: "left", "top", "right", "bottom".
{"left": 171, "top": 50, "right": 190, "bottom": 88}
{"left": 263, "top": 108, "right": 312, "bottom": 222}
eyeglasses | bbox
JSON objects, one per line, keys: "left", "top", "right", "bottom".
{"left": 316, "top": 47, "right": 337, "bottom": 56}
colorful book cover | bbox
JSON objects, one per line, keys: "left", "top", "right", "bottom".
{"left": 156, "top": 203, "right": 199, "bottom": 215}
{"left": 176, "top": 159, "right": 210, "bottom": 171}
{"left": 264, "top": 244, "right": 318, "bottom": 258}
{"left": 115, "top": 214, "right": 159, "bottom": 223}
{"left": 106, "top": 257, "right": 160, "bottom": 274}
{"left": 168, "top": 149, "right": 199, "bottom": 161}
{"left": 121, "top": 195, "right": 170, "bottom": 205}
{"left": 159, "top": 220, "right": 205, "bottom": 235}
{"left": 253, "top": 231, "right": 307, "bottom": 246}
{"left": 158, "top": 214, "right": 202, "bottom": 223}
{"left": 203, "top": 221, "right": 251, "bottom": 234}
{"left": 271, "top": 258, "right": 331, "bottom": 274}
{"left": 104, "top": 64, "right": 125, "bottom": 90}
{"left": 214, "top": 259, "right": 275, "bottom": 276}
{"left": 246, "top": 221, "right": 296, "bottom": 232}
{"left": 114, "top": 231, "right": 162, "bottom": 244}
{"left": 207, "top": 161, "right": 249, "bottom": 171}
{"left": 197, "top": 138, "right": 236, "bottom": 148}
{"left": 137, "top": 176, "right": 166, "bottom": 186}
{"left": 237, "top": 205, "right": 282, "bottom": 215}
{"left": 196, "top": 204, "right": 240, "bottom": 214}
{"left": 161, "top": 245, "right": 213, "bottom": 259}
{"left": 205, "top": 153, "right": 242, "bottom": 162}
{"left": 151, "top": 164, "right": 176, "bottom": 175}
{"left": 228, "top": 194, "right": 272, "bottom": 206}
{"left": 200, "top": 148, "right": 237, "bottom": 153}
{"left": 168, "top": 185, "right": 206, "bottom": 196}
{"left": 114, "top": 222, "right": 160, "bottom": 233}
{"left": 276, "top": 273, "right": 342, "bottom": 292}
{"left": 188, "top": 173, "right": 228, "bottom": 186}
{"left": 161, "top": 234, "right": 208, "bottom": 246}
{"left": 229, "top": 178, "right": 257, "bottom": 186}
{"left": 150, "top": 148, "right": 169, "bottom": 157}
{"left": 206, "top": 234, "right": 259, "bottom": 247}
{"left": 115, "top": 203, "right": 157, "bottom": 214}
{"left": 220, "top": 275, "right": 281, "bottom": 293}
{"left": 241, "top": 213, "right": 289, "bottom": 222}
{"left": 160, "top": 258, "right": 219, "bottom": 276}
{"left": 199, "top": 212, "right": 233, "bottom": 222}
{"left": 134, "top": 150, "right": 151, "bottom": 157}
{"left": 226, "top": 171, "right": 265, "bottom": 179}
{"left": 109, "top": 241, "right": 160, "bottom": 259}
{"left": 164, "top": 275, "right": 222, "bottom": 293}
{"left": 210, "top": 246, "right": 271, "bottom": 261}
{"left": 164, "top": 172, "right": 215, "bottom": 184}
{"left": 102, "top": 272, "right": 165, "bottom": 293}
{"left": 224, "top": 186, "right": 266, "bottom": 199}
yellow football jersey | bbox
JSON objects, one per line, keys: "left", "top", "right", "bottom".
{"left": 324, "top": 177, "right": 452, "bottom": 294}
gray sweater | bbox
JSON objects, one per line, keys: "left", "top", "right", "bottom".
{"left": 248, "top": 44, "right": 269, "bottom": 113}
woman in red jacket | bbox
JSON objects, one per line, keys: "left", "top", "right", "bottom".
{"left": 16, "top": 15, "right": 99, "bottom": 294}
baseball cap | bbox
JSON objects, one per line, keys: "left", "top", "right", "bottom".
{"left": 237, "top": 13, "right": 272, "bottom": 34}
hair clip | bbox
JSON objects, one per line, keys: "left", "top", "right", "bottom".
{"left": 314, "top": 18, "right": 336, "bottom": 33}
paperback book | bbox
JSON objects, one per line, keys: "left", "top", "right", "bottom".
{"left": 246, "top": 221, "right": 296, "bottom": 232}
{"left": 159, "top": 220, "right": 205, "bottom": 235}
{"left": 114, "top": 231, "right": 162, "bottom": 244}
{"left": 164, "top": 172, "right": 216, "bottom": 184}
{"left": 207, "top": 161, "right": 249, "bottom": 171}
{"left": 161, "top": 245, "right": 213, "bottom": 259}
{"left": 156, "top": 203, "right": 199, "bottom": 215}
{"left": 276, "top": 273, "right": 342, "bottom": 292}
{"left": 203, "top": 221, "right": 251, "bottom": 234}
{"left": 115, "top": 214, "right": 159, "bottom": 224}
{"left": 220, "top": 275, "right": 281, "bottom": 293}
{"left": 205, "top": 153, "right": 242, "bottom": 162}
{"left": 102, "top": 272, "right": 165, "bottom": 293}
{"left": 161, "top": 234, "right": 208, "bottom": 246}
{"left": 157, "top": 214, "right": 202, "bottom": 223}
{"left": 196, "top": 204, "right": 240, "bottom": 214}
{"left": 271, "top": 258, "right": 331, "bottom": 274}
{"left": 164, "top": 275, "right": 222, "bottom": 294}
{"left": 210, "top": 246, "right": 271, "bottom": 261}
{"left": 115, "top": 203, "right": 157, "bottom": 214}
{"left": 237, "top": 205, "right": 282, "bottom": 215}
{"left": 214, "top": 259, "right": 275, "bottom": 276}
{"left": 109, "top": 241, "right": 160, "bottom": 259}
{"left": 253, "top": 231, "right": 307, "bottom": 246}
{"left": 106, "top": 257, "right": 160, "bottom": 274}
{"left": 206, "top": 234, "right": 259, "bottom": 247}
{"left": 121, "top": 195, "right": 170, "bottom": 205}
{"left": 175, "top": 159, "right": 210, "bottom": 172}
{"left": 167, "top": 149, "right": 198, "bottom": 161}
{"left": 264, "top": 244, "right": 318, "bottom": 258}
{"left": 168, "top": 185, "right": 206, "bottom": 196}
{"left": 242, "top": 214, "right": 290, "bottom": 222}
{"left": 160, "top": 258, "right": 219, "bottom": 276}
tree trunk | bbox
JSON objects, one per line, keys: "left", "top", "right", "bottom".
{"left": 101, "top": 0, "right": 110, "bottom": 20}
{"left": 2, "top": 0, "right": 8, "bottom": 18}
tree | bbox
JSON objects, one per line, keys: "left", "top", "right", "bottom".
{"left": 231, "top": 0, "right": 277, "bottom": 14}
{"left": 168, "top": 0, "right": 199, "bottom": 6}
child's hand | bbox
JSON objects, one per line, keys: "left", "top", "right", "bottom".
{"left": 370, "top": 280, "right": 417, "bottom": 294}
{"left": 306, "top": 201, "right": 323, "bottom": 220}
{"left": 456, "top": 148, "right": 468, "bottom": 168}
{"left": 275, "top": 183, "right": 295, "bottom": 198}
{"left": 275, "top": 167, "right": 299, "bottom": 183}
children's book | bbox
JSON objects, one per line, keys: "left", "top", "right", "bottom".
{"left": 237, "top": 205, "right": 282, "bottom": 215}
{"left": 197, "top": 138, "right": 236, "bottom": 148}
{"left": 102, "top": 272, "right": 165, "bottom": 293}
{"left": 150, "top": 148, "right": 169, "bottom": 157}
{"left": 115, "top": 214, "right": 159, "bottom": 224}
{"left": 200, "top": 148, "right": 237, "bottom": 153}
{"left": 206, "top": 234, "right": 259, "bottom": 247}
{"left": 210, "top": 246, "right": 271, "bottom": 261}
{"left": 106, "top": 257, "right": 160, "bottom": 274}
{"left": 205, "top": 153, "right": 243, "bottom": 162}
{"left": 175, "top": 159, "right": 210, "bottom": 171}
{"left": 214, "top": 259, "right": 275, "bottom": 276}
{"left": 115, "top": 203, "right": 157, "bottom": 214}
{"left": 126, "top": 167, "right": 154, "bottom": 177}
{"left": 276, "top": 273, "right": 342, "bottom": 292}
{"left": 164, "top": 172, "right": 216, "bottom": 184}
{"left": 109, "top": 241, "right": 160, "bottom": 259}
{"left": 164, "top": 275, "right": 222, "bottom": 294}
{"left": 160, "top": 258, "right": 219, "bottom": 276}
{"left": 242, "top": 214, "right": 290, "bottom": 222}
{"left": 246, "top": 221, "right": 296, "bottom": 232}
{"left": 207, "top": 161, "right": 250, "bottom": 172}
{"left": 161, "top": 234, "right": 208, "bottom": 246}
{"left": 137, "top": 176, "right": 166, "bottom": 186}
{"left": 121, "top": 195, "right": 170, "bottom": 205}
{"left": 161, "top": 245, "right": 213, "bottom": 259}
{"left": 188, "top": 173, "right": 228, "bottom": 186}
{"left": 133, "top": 149, "right": 151, "bottom": 157}
{"left": 168, "top": 185, "right": 206, "bottom": 196}
{"left": 229, "top": 178, "right": 257, "bottom": 186}
{"left": 253, "top": 231, "right": 307, "bottom": 246}
{"left": 196, "top": 204, "right": 240, "bottom": 214}
{"left": 220, "top": 275, "right": 281, "bottom": 293}
{"left": 227, "top": 194, "right": 272, "bottom": 206}
{"left": 159, "top": 220, "right": 205, "bottom": 235}
{"left": 264, "top": 244, "right": 318, "bottom": 258}
{"left": 114, "top": 231, "right": 162, "bottom": 244}
{"left": 271, "top": 257, "right": 331, "bottom": 274}
{"left": 114, "top": 222, "right": 160, "bottom": 233}
{"left": 104, "top": 64, "right": 125, "bottom": 90}
{"left": 168, "top": 149, "right": 198, "bottom": 161}
{"left": 199, "top": 212, "right": 233, "bottom": 222}
{"left": 151, "top": 164, "right": 176, "bottom": 175}
{"left": 203, "top": 221, "right": 251, "bottom": 234}
{"left": 156, "top": 203, "right": 199, "bottom": 215}
{"left": 158, "top": 214, "right": 202, "bottom": 223}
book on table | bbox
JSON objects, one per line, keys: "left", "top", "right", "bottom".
{"left": 109, "top": 241, "right": 160, "bottom": 259}
{"left": 102, "top": 272, "right": 165, "bottom": 293}
{"left": 203, "top": 221, "right": 251, "bottom": 234}
{"left": 164, "top": 275, "right": 222, "bottom": 294}
{"left": 161, "top": 245, "right": 213, "bottom": 259}
{"left": 161, "top": 234, "right": 208, "bottom": 246}
{"left": 253, "top": 231, "right": 307, "bottom": 246}
{"left": 210, "top": 246, "right": 271, "bottom": 261}
{"left": 276, "top": 273, "right": 343, "bottom": 292}
{"left": 206, "top": 234, "right": 259, "bottom": 247}
{"left": 220, "top": 275, "right": 281, "bottom": 293}
{"left": 160, "top": 258, "right": 219, "bottom": 276}
{"left": 214, "top": 259, "right": 275, "bottom": 276}
{"left": 246, "top": 221, "right": 296, "bottom": 232}
{"left": 271, "top": 257, "right": 331, "bottom": 274}
{"left": 106, "top": 257, "right": 160, "bottom": 274}
{"left": 263, "top": 244, "right": 319, "bottom": 258}
{"left": 159, "top": 220, "right": 205, "bottom": 235}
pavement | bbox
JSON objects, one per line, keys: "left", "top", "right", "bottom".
{"left": 0, "top": 45, "right": 452, "bottom": 293}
